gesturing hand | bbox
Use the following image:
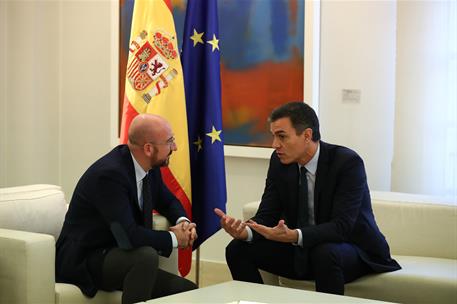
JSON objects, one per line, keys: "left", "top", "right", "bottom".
{"left": 246, "top": 219, "right": 298, "bottom": 243}
{"left": 214, "top": 208, "right": 248, "bottom": 240}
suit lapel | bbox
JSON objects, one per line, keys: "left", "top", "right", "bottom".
{"left": 120, "top": 145, "right": 143, "bottom": 219}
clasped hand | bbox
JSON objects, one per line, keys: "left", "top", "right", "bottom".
{"left": 169, "top": 221, "right": 197, "bottom": 249}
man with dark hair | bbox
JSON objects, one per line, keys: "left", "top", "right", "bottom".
{"left": 215, "top": 101, "right": 400, "bottom": 295}
{"left": 56, "top": 114, "right": 197, "bottom": 304}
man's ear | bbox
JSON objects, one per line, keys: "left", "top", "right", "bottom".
{"left": 304, "top": 128, "right": 313, "bottom": 142}
{"left": 143, "top": 143, "right": 152, "bottom": 156}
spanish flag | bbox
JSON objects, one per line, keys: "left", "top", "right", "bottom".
{"left": 119, "top": 0, "right": 192, "bottom": 277}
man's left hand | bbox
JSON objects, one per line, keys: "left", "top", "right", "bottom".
{"left": 177, "top": 221, "right": 198, "bottom": 247}
{"left": 246, "top": 219, "right": 298, "bottom": 243}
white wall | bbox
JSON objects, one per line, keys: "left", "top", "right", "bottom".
{"left": 2, "top": 1, "right": 60, "bottom": 187}
{"left": 318, "top": 0, "right": 397, "bottom": 192}
{"left": 393, "top": 1, "right": 456, "bottom": 197}
{"left": 0, "top": 0, "right": 7, "bottom": 186}
{"left": 59, "top": 0, "right": 113, "bottom": 197}
{"left": 0, "top": 1, "right": 114, "bottom": 199}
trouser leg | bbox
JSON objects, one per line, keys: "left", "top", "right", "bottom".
{"left": 225, "top": 239, "right": 305, "bottom": 283}
{"left": 226, "top": 239, "right": 370, "bottom": 295}
{"left": 101, "top": 246, "right": 196, "bottom": 304}
{"left": 101, "top": 246, "right": 158, "bottom": 304}
{"left": 309, "top": 243, "right": 371, "bottom": 295}
{"left": 151, "top": 268, "right": 197, "bottom": 298}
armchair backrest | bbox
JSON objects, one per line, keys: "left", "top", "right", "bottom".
{"left": 371, "top": 191, "right": 457, "bottom": 259}
{"left": 0, "top": 184, "right": 68, "bottom": 240}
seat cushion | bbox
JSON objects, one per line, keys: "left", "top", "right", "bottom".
{"left": 279, "top": 255, "right": 457, "bottom": 304}
{"left": 55, "top": 283, "right": 122, "bottom": 304}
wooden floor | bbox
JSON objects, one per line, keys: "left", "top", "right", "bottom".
{"left": 185, "top": 260, "right": 233, "bottom": 287}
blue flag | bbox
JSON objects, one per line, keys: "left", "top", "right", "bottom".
{"left": 181, "top": 0, "right": 227, "bottom": 249}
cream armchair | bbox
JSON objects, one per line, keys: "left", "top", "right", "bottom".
{"left": 242, "top": 192, "right": 457, "bottom": 304}
{"left": 0, "top": 184, "right": 178, "bottom": 304}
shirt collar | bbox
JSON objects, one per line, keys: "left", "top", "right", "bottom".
{"left": 130, "top": 152, "right": 147, "bottom": 183}
{"left": 299, "top": 142, "right": 320, "bottom": 175}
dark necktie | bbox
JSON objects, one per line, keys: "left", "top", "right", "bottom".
{"left": 297, "top": 166, "right": 309, "bottom": 228}
{"left": 294, "top": 166, "right": 309, "bottom": 277}
{"left": 142, "top": 174, "right": 153, "bottom": 229}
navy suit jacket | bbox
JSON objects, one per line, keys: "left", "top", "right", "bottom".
{"left": 253, "top": 141, "right": 400, "bottom": 272}
{"left": 56, "top": 145, "right": 186, "bottom": 296}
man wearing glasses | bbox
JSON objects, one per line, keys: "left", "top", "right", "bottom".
{"left": 56, "top": 114, "right": 197, "bottom": 304}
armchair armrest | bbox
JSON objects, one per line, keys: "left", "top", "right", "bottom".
{"left": 153, "top": 215, "right": 178, "bottom": 275}
{"left": 0, "top": 228, "right": 55, "bottom": 304}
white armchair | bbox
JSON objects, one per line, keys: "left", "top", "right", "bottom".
{"left": 242, "top": 192, "right": 457, "bottom": 304}
{"left": 0, "top": 184, "right": 178, "bottom": 304}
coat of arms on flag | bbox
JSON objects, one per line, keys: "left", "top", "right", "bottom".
{"left": 126, "top": 30, "right": 179, "bottom": 103}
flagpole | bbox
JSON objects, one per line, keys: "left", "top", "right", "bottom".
{"left": 195, "top": 247, "right": 200, "bottom": 287}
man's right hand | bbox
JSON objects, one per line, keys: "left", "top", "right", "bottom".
{"left": 214, "top": 208, "right": 248, "bottom": 240}
{"left": 169, "top": 222, "right": 196, "bottom": 248}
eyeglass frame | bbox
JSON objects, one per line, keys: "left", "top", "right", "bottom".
{"left": 146, "top": 136, "right": 176, "bottom": 148}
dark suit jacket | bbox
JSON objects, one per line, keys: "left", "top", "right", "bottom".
{"left": 253, "top": 141, "right": 400, "bottom": 273}
{"left": 56, "top": 145, "right": 186, "bottom": 296}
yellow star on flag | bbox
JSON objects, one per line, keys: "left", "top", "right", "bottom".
{"left": 207, "top": 34, "right": 220, "bottom": 52}
{"left": 190, "top": 29, "right": 204, "bottom": 47}
{"left": 193, "top": 136, "right": 203, "bottom": 152}
{"left": 206, "top": 126, "right": 222, "bottom": 144}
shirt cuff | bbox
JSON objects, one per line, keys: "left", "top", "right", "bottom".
{"left": 176, "top": 217, "right": 190, "bottom": 224}
{"left": 169, "top": 231, "right": 178, "bottom": 248}
{"left": 293, "top": 229, "right": 303, "bottom": 247}
{"left": 171, "top": 217, "right": 189, "bottom": 248}
{"left": 245, "top": 226, "right": 253, "bottom": 242}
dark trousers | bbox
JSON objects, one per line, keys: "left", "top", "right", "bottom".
{"left": 100, "top": 246, "right": 197, "bottom": 304}
{"left": 226, "top": 239, "right": 371, "bottom": 295}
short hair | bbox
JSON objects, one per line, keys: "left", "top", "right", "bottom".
{"left": 269, "top": 102, "right": 321, "bottom": 141}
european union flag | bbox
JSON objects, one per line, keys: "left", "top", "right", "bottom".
{"left": 181, "top": 0, "right": 227, "bottom": 249}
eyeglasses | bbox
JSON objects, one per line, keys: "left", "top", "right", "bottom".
{"left": 147, "top": 136, "right": 176, "bottom": 147}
